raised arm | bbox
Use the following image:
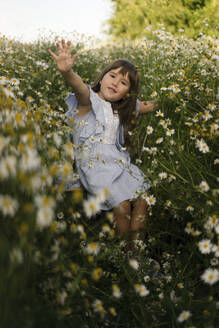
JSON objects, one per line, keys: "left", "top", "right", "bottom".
{"left": 139, "top": 100, "right": 158, "bottom": 115}
{"left": 48, "top": 40, "right": 91, "bottom": 116}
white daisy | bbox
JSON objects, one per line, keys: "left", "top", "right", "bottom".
{"left": 168, "top": 174, "right": 176, "bottom": 182}
{"left": 36, "top": 207, "right": 54, "bottom": 229}
{"left": 96, "top": 188, "right": 110, "bottom": 203}
{"left": 196, "top": 139, "right": 209, "bottom": 153}
{"left": 198, "top": 239, "right": 212, "bottom": 254}
{"left": 186, "top": 205, "right": 194, "bottom": 212}
{"left": 0, "top": 195, "right": 18, "bottom": 217}
{"left": 53, "top": 133, "right": 62, "bottom": 147}
{"left": 0, "top": 135, "right": 10, "bottom": 154}
{"left": 156, "top": 137, "right": 163, "bottom": 144}
{"left": 57, "top": 290, "right": 67, "bottom": 305}
{"left": 136, "top": 158, "right": 142, "bottom": 164}
{"left": 85, "top": 242, "right": 101, "bottom": 256}
{"left": 166, "top": 128, "right": 175, "bottom": 136}
{"left": 211, "top": 258, "right": 219, "bottom": 266}
{"left": 20, "top": 148, "right": 41, "bottom": 172}
{"left": 35, "top": 195, "right": 55, "bottom": 229}
{"left": 215, "top": 224, "right": 219, "bottom": 234}
{"left": 35, "top": 195, "right": 55, "bottom": 210}
{"left": 10, "top": 248, "right": 23, "bottom": 264}
{"left": 26, "top": 96, "right": 34, "bottom": 103}
{"left": 145, "top": 195, "right": 156, "bottom": 206}
{"left": 212, "top": 245, "right": 219, "bottom": 258}
{"left": 89, "top": 136, "right": 96, "bottom": 143}
{"left": 129, "top": 259, "right": 139, "bottom": 270}
{"left": 199, "top": 142, "right": 210, "bottom": 153}
{"left": 59, "top": 162, "right": 73, "bottom": 178}
{"left": 207, "top": 103, "right": 216, "bottom": 111}
{"left": 159, "top": 172, "right": 168, "bottom": 180}
{"left": 199, "top": 181, "right": 210, "bottom": 192}
{"left": 151, "top": 91, "right": 157, "bottom": 97}
{"left": 165, "top": 200, "right": 172, "bottom": 207}
{"left": 83, "top": 196, "right": 101, "bottom": 218}
{"left": 146, "top": 126, "right": 154, "bottom": 134}
{"left": 177, "top": 310, "right": 191, "bottom": 322}
{"left": 3, "top": 87, "right": 15, "bottom": 98}
{"left": 160, "top": 86, "right": 168, "bottom": 91}
{"left": 201, "top": 268, "right": 219, "bottom": 285}
{"left": 151, "top": 147, "right": 158, "bottom": 154}
{"left": 10, "top": 77, "right": 20, "bottom": 86}
{"left": 202, "top": 111, "right": 212, "bottom": 121}
{"left": 204, "top": 215, "right": 218, "bottom": 231}
{"left": 210, "top": 123, "right": 219, "bottom": 131}
{"left": 63, "top": 142, "right": 74, "bottom": 160}
{"left": 102, "top": 224, "right": 111, "bottom": 233}
{"left": 143, "top": 275, "right": 150, "bottom": 283}
{"left": 0, "top": 76, "right": 7, "bottom": 85}
{"left": 92, "top": 299, "right": 105, "bottom": 317}
{"left": 74, "top": 225, "right": 83, "bottom": 235}
{"left": 159, "top": 119, "right": 167, "bottom": 127}
{"left": 155, "top": 110, "right": 164, "bottom": 117}
{"left": 112, "top": 284, "right": 122, "bottom": 298}
{"left": 0, "top": 156, "right": 17, "bottom": 179}
{"left": 134, "top": 284, "right": 149, "bottom": 297}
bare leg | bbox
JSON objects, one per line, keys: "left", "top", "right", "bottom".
{"left": 130, "top": 198, "right": 148, "bottom": 250}
{"left": 113, "top": 200, "right": 131, "bottom": 238}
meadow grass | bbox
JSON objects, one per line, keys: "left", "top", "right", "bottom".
{"left": 0, "top": 30, "right": 218, "bottom": 327}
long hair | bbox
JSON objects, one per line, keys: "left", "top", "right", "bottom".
{"left": 91, "top": 59, "right": 140, "bottom": 148}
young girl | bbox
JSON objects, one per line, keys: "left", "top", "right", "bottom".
{"left": 49, "top": 40, "right": 156, "bottom": 249}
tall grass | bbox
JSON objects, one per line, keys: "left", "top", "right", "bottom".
{"left": 0, "top": 30, "right": 218, "bottom": 327}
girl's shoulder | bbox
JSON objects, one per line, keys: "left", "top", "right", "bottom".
{"left": 65, "top": 86, "right": 106, "bottom": 125}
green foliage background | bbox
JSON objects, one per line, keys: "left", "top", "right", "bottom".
{"left": 0, "top": 29, "right": 218, "bottom": 328}
{"left": 106, "top": 0, "right": 219, "bottom": 39}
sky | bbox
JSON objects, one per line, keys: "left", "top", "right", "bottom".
{"left": 0, "top": 0, "right": 112, "bottom": 42}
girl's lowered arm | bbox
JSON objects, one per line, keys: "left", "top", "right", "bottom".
{"left": 139, "top": 100, "right": 158, "bottom": 115}
{"left": 48, "top": 40, "right": 91, "bottom": 111}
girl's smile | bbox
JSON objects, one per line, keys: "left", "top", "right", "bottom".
{"left": 98, "top": 67, "right": 130, "bottom": 102}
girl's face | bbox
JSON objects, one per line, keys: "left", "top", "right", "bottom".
{"left": 98, "top": 67, "right": 130, "bottom": 102}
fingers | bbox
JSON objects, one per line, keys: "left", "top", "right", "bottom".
{"left": 61, "top": 39, "right": 71, "bottom": 51}
{"left": 145, "top": 100, "right": 158, "bottom": 108}
{"left": 56, "top": 41, "right": 61, "bottom": 54}
{"left": 55, "top": 39, "right": 71, "bottom": 54}
{"left": 48, "top": 39, "right": 78, "bottom": 66}
{"left": 48, "top": 48, "right": 57, "bottom": 59}
{"left": 72, "top": 53, "right": 78, "bottom": 64}
{"left": 61, "top": 39, "right": 69, "bottom": 51}
{"left": 153, "top": 100, "right": 158, "bottom": 108}
{"left": 61, "top": 39, "right": 66, "bottom": 49}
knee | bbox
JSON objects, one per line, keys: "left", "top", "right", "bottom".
{"left": 133, "top": 198, "right": 148, "bottom": 211}
{"left": 114, "top": 200, "right": 131, "bottom": 216}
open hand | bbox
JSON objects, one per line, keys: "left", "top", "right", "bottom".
{"left": 48, "top": 39, "right": 77, "bottom": 74}
{"left": 140, "top": 100, "right": 158, "bottom": 114}
{"left": 144, "top": 100, "right": 158, "bottom": 112}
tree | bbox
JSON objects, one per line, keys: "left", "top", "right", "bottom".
{"left": 106, "top": 0, "right": 219, "bottom": 39}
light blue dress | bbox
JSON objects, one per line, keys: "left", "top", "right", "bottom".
{"left": 65, "top": 87, "right": 150, "bottom": 210}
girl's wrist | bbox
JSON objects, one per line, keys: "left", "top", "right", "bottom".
{"left": 61, "top": 69, "right": 74, "bottom": 78}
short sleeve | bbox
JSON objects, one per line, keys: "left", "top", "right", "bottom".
{"left": 136, "top": 99, "right": 141, "bottom": 117}
{"left": 65, "top": 93, "right": 79, "bottom": 127}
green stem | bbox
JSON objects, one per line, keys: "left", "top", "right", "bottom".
{"left": 181, "top": 251, "right": 194, "bottom": 276}
{"left": 157, "top": 160, "right": 189, "bottom": 184}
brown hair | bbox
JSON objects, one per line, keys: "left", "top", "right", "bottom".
{"left": 91, "top": 59, "right": 140, "bottom": 148}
